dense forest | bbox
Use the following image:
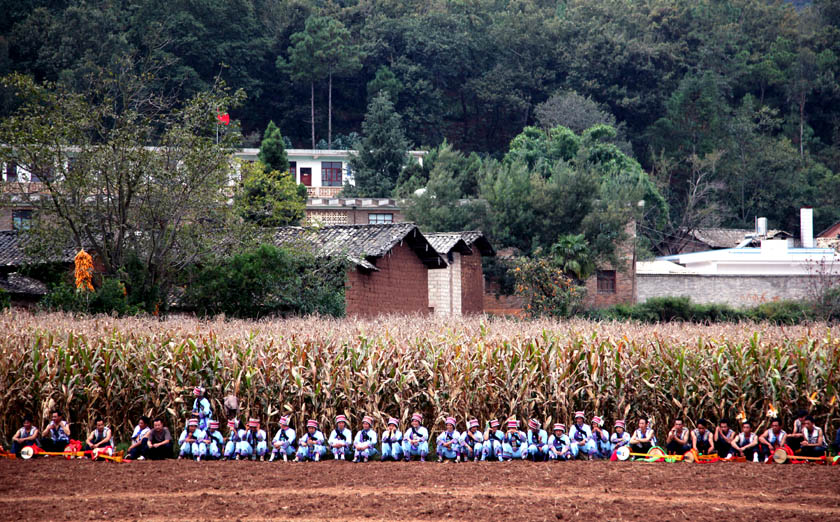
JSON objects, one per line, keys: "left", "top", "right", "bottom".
{"left": 1, "top": 0, "right": 839, "bottom": 243}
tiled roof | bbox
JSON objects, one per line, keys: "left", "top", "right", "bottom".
{"left": 426, "top": 231, "right": 495, "bottom": 256}
{"left": 274, "top": 223, "right": 446, "bottom": 270}
{"left": 689, "top": 228, "right": 786, "bottom": 249}
{"left": 0, "top": 231, "right": 75, "bottom": 267}
{"left": 0, "top": 272, "right": 48, "bottom": 296}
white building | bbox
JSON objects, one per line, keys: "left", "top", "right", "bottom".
{"left": 637, "top": 209, "right": 840, "bottom": 307}
{"left": 234, "top": 149, "right": 427, "bottom": 198}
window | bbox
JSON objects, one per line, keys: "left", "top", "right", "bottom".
{"left": 289, "top": 161, "right": 297, "bottom": 180}
{"left": 4, "top": 162, "right": 17, "bottom": 182}
{"left": 12, "top": 209, "right": 32, "bottom": 231}
{"left": 321, "top": 161, "right": 343, "bottom": 186}
{"left": 368, "top": 213, "right": 393, "bottom": 224}
{"left": 596, "top": 270, "right": 616, "bottom": 294}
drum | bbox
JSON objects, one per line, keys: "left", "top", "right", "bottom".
{"left": 616, "top": 446, "right": 631, "bottom": 461}
{"left": 773, "top": 448, "right": 789, "bottom": 464}
{"left": 646, "top": 446, "right": 666, "bottom": 461}
{"left": 20, "top": 446, "right": 35, "bottom": 460}
{"left": 683, "top": 450, "right": 696, "bottom": 463}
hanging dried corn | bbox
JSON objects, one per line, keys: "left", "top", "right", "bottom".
{"left": 74, "top": 249, "right": 94, "bottom": 292}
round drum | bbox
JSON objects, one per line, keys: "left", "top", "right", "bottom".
{"left": 20, "top": 446, "right": 35, "bottom": 460}
{"left": 616, "top": 446, "right": 631, "bottom": 461}
{"left": 773, "top": 448, "right": 789, "bottom": 464}
{"left": 647, "top": 446, "right": 666, "bottom": 461}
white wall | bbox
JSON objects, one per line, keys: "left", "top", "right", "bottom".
{"left": 428, "top": 253, "right": 463, "bottom": 316}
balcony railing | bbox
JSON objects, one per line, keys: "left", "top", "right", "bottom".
{"left": 306, "top": 186, "right": 342, "bottom": 197}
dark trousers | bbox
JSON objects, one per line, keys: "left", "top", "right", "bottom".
{"left": 127, "top": 444, "right": 144, "bottom": 460}
{"left": 630, "top": 442, "right": 651, "bottom": 454}
{"left": 735, "top": 445, "right": 758, "bottom": 461}
{"left": 11, "top": 441, "right": 36, "bottom": 456}
{"left": 665, "top": 441, "right": 690, "bottom": 455}
{"left": 40, "top": 439, "right": 69, "bottom": 453}
{"left": 144, "top": 441, "right": 173, "bottom": 460}
{"left": 799, "top": 445, "right": 826, "bottom": 458}
{"left": 714, "top": 440, "right": 733, "bottom": 457}
{"left": 695, "top": 440, "right": 712, "bottom": 454}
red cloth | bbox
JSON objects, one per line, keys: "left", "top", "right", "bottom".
{"left": 217, "top": 113, "right": 230, "bottom": 125}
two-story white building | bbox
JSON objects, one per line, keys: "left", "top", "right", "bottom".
{"left": 234, "top": 149, "right": 427, "bottom": 198}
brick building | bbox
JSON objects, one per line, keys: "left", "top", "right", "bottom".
{"left": 426, "top": 231, "right": 494, "bottom": 316}
{"left": 274, "top": 223, "right": 446, "bottom": 316}
{"left": 304, "top": 198, "right": 403, "bottom": 226}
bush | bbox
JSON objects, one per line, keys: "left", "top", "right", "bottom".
{"left": 748, "top": 300, "right": 813, "bottom": 325}
{"left": 590, "top": 297, "right": 815, "bottom": 324}
{"left": 183, "top": 243, "right": 348, "bottom": 318}
{"left": 41, "top": 278, "right": 140, "bottom": 316}
{"left": 0, "top": 288, "right": 9, "bottom": 310}
{"left": 513, "top": 256, "right": 585, "bottom": 318}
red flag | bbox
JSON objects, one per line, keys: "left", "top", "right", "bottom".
{"left": 217, "top": 113, "right": 230, "bottom": 125}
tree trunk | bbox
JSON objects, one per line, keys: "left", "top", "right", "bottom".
{"left": 799, "top": 93, "right": 805, "bottom": 159}
{"left": 328, "top": 71, "right": 333, "bottom": 150}
{"left": 310, "top": 81, "right": 315, "bottom": 149}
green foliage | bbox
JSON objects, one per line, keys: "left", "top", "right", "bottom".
{"left": 513, "top": 257, "right": 585, "bottom": 318}
{"left": 258, "top": 121, "right": 289, "bottom": 174}
{"left": 183, "top": 243, "right": 347, "bottom": 319}
{"left": 348, "top": 92, "right": 409, "bottom": 197}
{"left": 235, "top": 161, "right": 305, "bottom": 227}
{"left": 0, "top": 288, "right": 9, "bottom": 310}
{"left": 41, "top": 279, "right": 140, "bottom": 316}
{"left": 367, "top": 66, "right": 403, "bottom": 105}
{"left": 590, "top": 296, "right": 816, "bottom": 325}
{"left": 549, "top": 234, "right": 595, "bottom": 282}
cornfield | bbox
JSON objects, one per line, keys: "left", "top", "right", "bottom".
{"left": 1, "top": 311, "right": 839, "bottom": 443}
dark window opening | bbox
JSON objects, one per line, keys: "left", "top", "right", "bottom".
{"left": 289, "top": 161, "right": 297, "bottom": 180}
{"left": 596, "top": 270, "right": 616, "bottom": 294}
{"left": 5, "top": 162, "right": 17, "bottom": 182}
{"left": 13, "top": 209, "right": 33, "bottom": 231}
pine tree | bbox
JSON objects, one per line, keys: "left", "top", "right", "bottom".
{"left": 258, "top": 121, "right": 289, "bottom": 174}
{"left": 349, "top": 93, "right": 409, "bottom": 197}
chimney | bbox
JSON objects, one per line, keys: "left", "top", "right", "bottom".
{"left": 756, "top": 217, "right": 767, "bottom": 237}
{"left": 800, "top": 208, "right": 814, "bottom": 248}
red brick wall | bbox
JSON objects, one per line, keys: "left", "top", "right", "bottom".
{"left": 582, "top": 222, "right": 637, "bottom": 308}
{"left": 460, "top": 247, "right": 485, "bottom": 314}
{"left": 345, "top": 242, "right": 432, "bottom": 316}
{"left": 483, "top": 280, "right": 525, "bottom": 316}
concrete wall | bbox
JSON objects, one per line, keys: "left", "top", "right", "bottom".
{"left": 637, "top": 274, "right": 818, "bottom": 307}
{"left": 306, "top": 208, "right": 404, "bottom": 226}
{"left": 345, "top": 243, "right": 432, "bottom": 316}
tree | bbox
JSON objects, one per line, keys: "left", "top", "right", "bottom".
{"left": 367, "top": 66, "right": 403, "bottom": 106}
{"left": 258, "top": 120, "right": 289, "bottom": 173}
{"left": 320, "top": 17, "right": 362, "bottom": 149}
{"left": 280, "top": 16, "right": 330, "bottom": 149}
{"left": 348, "top": 93, "right": 409, "bottom": 197}
{"left": 549, "top": 234, "right": 596, "bottom": 282}
{"left": 0, "top": 60, "right": 247, "bottom": 310}
{"left": 183, "top": 243, "right": 348, "bottom": 318}
{"left": 235, "top": 161, "right": 305, "bottom": 227}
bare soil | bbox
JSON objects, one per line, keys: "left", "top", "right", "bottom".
{"left": 1, "top": 458, "right": 838, "bottom": 521}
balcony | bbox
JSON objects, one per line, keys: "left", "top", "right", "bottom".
{"left": 306, "top": 186, "right": 342, "bottom": 198}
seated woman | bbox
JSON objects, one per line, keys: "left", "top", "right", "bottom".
{"left": 353, "top": 415, "right": 378, "bottom": 462}
{"left": 127, "top": 416, "right": 151, "bottom": 460}
{"left": 295, "top": 419, "right": 326, "bottom": 462}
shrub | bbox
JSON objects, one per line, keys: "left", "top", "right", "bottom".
{"left": 0, "top": 289, "right": 9, "bottom": 310}
{"left": 513, "top": 256, "right": 585, "bottom": 318}
{"left": 183, "top": 243, "right": 348, "bottom": 318}
{"left": 748, "top": 300, "right": 813, "bottom": 325}
{"left": 41, "top": 278, "right": 139, "bottom": 316}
